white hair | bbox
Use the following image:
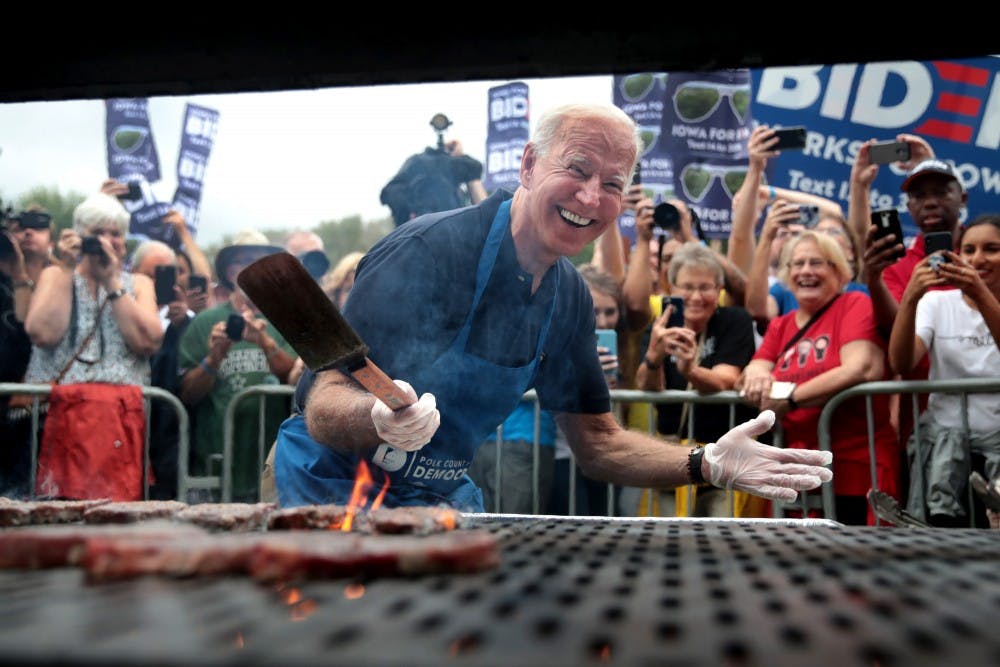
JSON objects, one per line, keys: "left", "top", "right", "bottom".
{"left": 72, "top": 192, "right": 131, "bottom": 235}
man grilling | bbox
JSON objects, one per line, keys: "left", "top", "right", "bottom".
{"left": 273, "top": 103, "right": 833, "bottom": 511}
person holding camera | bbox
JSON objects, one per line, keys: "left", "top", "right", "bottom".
{"left": 887, "top": 213, "right": 1000, "bottom": 527}
{"left": 177, "top": 230, "right": 296, "bottom": 502}
{"left": 274, "top": 103, "right": 832, "bottom": 512}
{"left": 20, "top": 193, "right": 162, "bottom": 501}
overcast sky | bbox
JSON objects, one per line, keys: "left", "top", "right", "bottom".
{"left": 0, "top": 75, "right": 612, "bottom": 247}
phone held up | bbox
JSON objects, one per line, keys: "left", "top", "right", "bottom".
{"left": 116, "top": 181, "right": 143, "bottom": 202}
{"left": 154, "top": 265, "right": 177, "bottom": 305}
{"left": 870, "top": 209, "right": 906, "bottom": 262}
{"left": 868, "top": 140, "right": 911, "bottom": 165}
{"left": 663, "top": 295, "right": 685, "bottom": 328}
{"left": 771, "top": 126, "right": 807, "bottom": 151}
{"left": 924, "top": 231, "right": 954, "bottom": 272}
{"left": 225, "top": 313, "right": 245, "bottom": 341}
{"left": 188, "top": 274, "right": 208, "bottom": 294}
{"left": 596, "top": 329, "right": 618, "bottom": 379}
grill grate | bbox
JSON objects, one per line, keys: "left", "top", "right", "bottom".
{"left": 1, "top": 516, "right": 1000, "bottom": 666}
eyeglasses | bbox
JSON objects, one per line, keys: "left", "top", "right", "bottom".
{"left": 679, "top": 163, "right": 748, "bottom": 202}
{"left": 674, "top": 283, "right": 719, "bottom": 295}
{"left": 788, "top": 258, "right": 833, "bottom": 270}
{"left": 673, "top": 81, "right": 751, "bottom": 123}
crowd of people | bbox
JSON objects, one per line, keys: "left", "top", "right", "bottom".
{"left": 1, "top": 103, "right": 996, "bottom": 527}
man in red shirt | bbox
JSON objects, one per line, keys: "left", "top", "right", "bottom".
{"left": 849, "top": 145, "right": 968, "bottom": 454}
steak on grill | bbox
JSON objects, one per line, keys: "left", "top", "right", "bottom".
{"left": 82, "top": 500, "right": 189, "bottom": 524}
{"left": 0, "top": 521, "right": 207, "bottom": 569}
{"left": 266, "top": 504, "right": 463, "bottom": 534}
{"left": 0, "top": 498, "right": 111, "bottom": 527}
{"left": 175, "top": 502, "right": 277, "bottom": 532}
{"left": 247, "top": 529, "right": 500, "bottom": 582}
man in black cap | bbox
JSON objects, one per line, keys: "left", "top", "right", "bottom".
{"left": 850, "top": 137, "right": 967, "bottom": 334}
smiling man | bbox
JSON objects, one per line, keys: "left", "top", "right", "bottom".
{"left": 273, "top": 103, "right": 833, "bottom": 511}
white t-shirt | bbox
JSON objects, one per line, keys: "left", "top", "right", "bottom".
{"left": 915, "top": 289, "right": 1000, "bottom": 431}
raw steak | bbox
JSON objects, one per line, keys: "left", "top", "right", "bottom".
{"left": 247, "top": 529, "right": 500, "bottom": 582}
{"left": 175, "top": 502, "right": 277, "bottom": 532}
{"left": 0, "top": 497, "right": 111, "bottom": 526}
{"left": 368, "top": 506, "right": 465, "bottom": 535}
{"left": 0, "top": 521, "right": 207, "bottom": 569}
{"left": 83, "top": 500, "right": 189, "bottom": 524}
{"left": 82, "top": 532, "right": 262, "bottom": 582}
{"left": 266, "top": 504, "right": 364, "bottom": 531}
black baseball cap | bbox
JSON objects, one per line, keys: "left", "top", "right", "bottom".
{"left": 900, "top": 159, "right": 964, "bottom": 193}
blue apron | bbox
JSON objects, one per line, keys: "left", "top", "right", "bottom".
{"left": 274, "top": 200, "right": 558, "bottom": 511}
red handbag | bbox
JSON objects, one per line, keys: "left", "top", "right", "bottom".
{"left": 35, "top": 383, "right": 146, "bottom": 501}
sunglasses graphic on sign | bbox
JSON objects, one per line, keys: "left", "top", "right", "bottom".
{"left": 672, "top": 81, "right": 750, "bottom": 124}
{"left": 679, "top": 163, "right": 748, "bottom": 202}
{"left": 620, "top": 73, "right": 668, "bottom": 102}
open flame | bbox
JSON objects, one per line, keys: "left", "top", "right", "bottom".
{"left": 338, "top": 460, "right": 390, "bottom": 532}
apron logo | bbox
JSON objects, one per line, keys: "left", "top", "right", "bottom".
{"left": 372, "top": 444, "right": 407, "bottom": 472}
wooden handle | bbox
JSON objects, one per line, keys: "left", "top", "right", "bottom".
{"left": 350, "top": 357, "right": 417, "bottom": 411}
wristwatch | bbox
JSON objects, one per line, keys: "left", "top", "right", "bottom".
{"left": 106, "top": 287, "right": 127, "bottom": 301}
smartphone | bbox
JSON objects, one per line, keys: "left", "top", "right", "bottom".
{"left": 798, "top": 204, "right": 820, "bottom": 227}
{"left": 868, "top": 140, "right": 911, "bottom": 165}
{"left": 225, "top": 313, "right": 245, "bottom": 341}
{"left": 664, "top": 295, "right": 685, "bottom": 327}
{"left": 771, "top": 126, "right": 807, "bottom": 151}
{"left": 596, "top": 328, "right": 617, "bottom": 368}
{"left": 924, "top": 231, "right": 953, "bottom": 269}
{"left": 870, "top": 209, "right": 906, "bottom": 262}
{"left": 117, "top": 181, "right": 142, "bottom": 201}
{"left": 188, "top": 274, "right": 208, "bottom": 293}
{"left": 154, "top": 265, "right": 177, "bottom": 305}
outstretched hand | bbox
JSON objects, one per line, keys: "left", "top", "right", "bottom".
{"left": 703, "top": 410, "right": 833, "bottom": 502}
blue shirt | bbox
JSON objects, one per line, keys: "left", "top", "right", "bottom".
{"left": 294, "top": 189, "right": 610, "bottom": 417}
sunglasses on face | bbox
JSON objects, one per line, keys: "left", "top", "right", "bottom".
{"left": 12, "top": 211, "right": 52, "bottom": 230}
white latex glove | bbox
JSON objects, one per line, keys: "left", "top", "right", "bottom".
{"left": 370, "top": 379, "right": 440, "bottom": 452}
{"left": 703, "top": 410, "right": 833, "bottom": 502}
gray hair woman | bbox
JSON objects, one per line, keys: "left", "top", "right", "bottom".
{"left": 21, "top": 192, "right": 163, "bottom": 500}
{"left": 635, "top": 241, "right": 758, "bottom": 516}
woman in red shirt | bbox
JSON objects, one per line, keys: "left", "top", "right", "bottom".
{"left": 738, "top": 231, "right": 900, "bottom": 524}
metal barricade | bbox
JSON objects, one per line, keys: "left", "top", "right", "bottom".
{"left": 487, "top": 389, "right": 777, "bottom": 517}
{"left": 817, "top": 377, "right": 1000, "bottom": 525}
{"left": 221, "top": 384, "right": 295, "bottom": 502}
{"left": 0, "top": 382, "right": 190, "bottom": 501}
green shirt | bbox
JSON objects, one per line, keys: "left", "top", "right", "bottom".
{"left": 177, "top": 302, "right": 294, "bottom": 500}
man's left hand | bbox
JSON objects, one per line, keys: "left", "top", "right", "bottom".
{"left": 703, "top": 410, "right": 833, "bottom": 502}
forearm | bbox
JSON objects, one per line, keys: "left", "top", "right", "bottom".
{"left": 684, "top": 364, "right": 737, "bottom": 394}
{"left": 259, "top": 335, "right": 295, "bottom": 383}
{"left": 635, "top": 355, "right": 665, "bottom": 391}
{"left": 719, "top": 256, "right": 747, "bottom": 307}
{"left": 592, "top": 223, "right": 625, "bottom": 284}
{"left": 24, "top": 266, "right": 74, "bottom": 347}
{"left": 304, "top": 371, "right": 381, "bottom": 452}
{"left": 557, "top": 412, "right": 691, "bottom": 488}
{"left": 728, "top": 164, "right": 765, "bottom": 275}
{"left": 174, "top": 225, "right": 212, "bottom": 279}
{"left": 867, "top": 277, "right": 900, "bottom": 337}
{"left": 744, "top": 238, "right": 774, "bottom": 320}
{"left": 847, "top": 179, "right": 872, "bottom": 249}
{"left": 622, "top": 242, "right": 653, "bottom": 326}
{"left": 467, "top": 180, "right": 488, "bottom": 205}
{"left": 792, "top": 359, "right": 880, "bottom": 408}
{"left": 180, "top": 362, "right": 220, "bottom": 406}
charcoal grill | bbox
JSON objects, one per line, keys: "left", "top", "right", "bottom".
{"left": 1, "top": 515, "right": 1000, "bottom": 666}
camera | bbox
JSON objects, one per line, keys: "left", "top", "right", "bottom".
{"left": 81, "top": 236, "right": 104, "bottom": 256}
{"left": 653, "top": 202, "right": 681, "bottom": 231}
